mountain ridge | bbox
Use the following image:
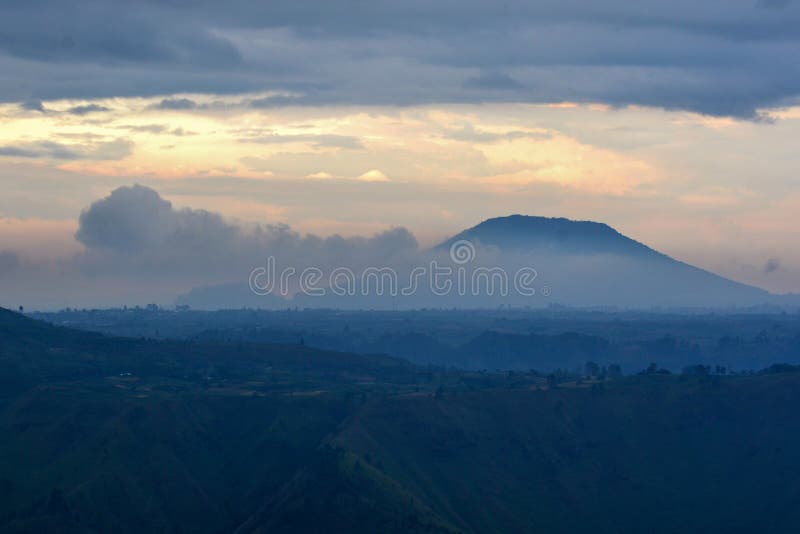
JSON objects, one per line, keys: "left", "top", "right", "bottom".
{"left": 437, "top": 214, "right": 672, "bottom": 259}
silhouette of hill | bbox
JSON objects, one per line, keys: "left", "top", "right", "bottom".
{"left": 436, "top": 215, "right": 769, "bottom": 307}
{"left": 437, "top": 214, "right": 662, "bottom": 257}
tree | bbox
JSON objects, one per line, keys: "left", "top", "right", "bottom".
{"left": 682, "top": 364, "right": 710, "bottom": 376}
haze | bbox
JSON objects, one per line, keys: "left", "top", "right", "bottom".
{"left": 2, "top": 0, "right": 800, "bottom": 306}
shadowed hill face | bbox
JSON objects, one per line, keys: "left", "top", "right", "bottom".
{"left": 437, "top": 215, "right": 663, "bottom": 257}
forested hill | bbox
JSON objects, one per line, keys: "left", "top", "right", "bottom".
{"left": 3, "top": 308, "right": 800, "bottom": 532}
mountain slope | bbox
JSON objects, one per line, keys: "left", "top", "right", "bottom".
{"left": 436, "top": 215, "right": 768, "bottom": 307}
{"left": 174, "top": 214, "right": 772, "bottom": 310}
{"left": 437, "top": 214, "right": 662, "bottom": 258}
{"left": 5, "top": 309, "right": 800, "bottom": 532}
{"left": 0, "top": 309, "right": 436, "bottom": 532}
{"left": 320, "top": 374, "right": 800, "bottom": 533}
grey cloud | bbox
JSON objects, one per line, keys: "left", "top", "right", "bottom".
{"left": 463, "top": 71, "right": 524, "bottom": 91}
{"left": 1, "top": 1, "right": 800, "bottom": 116}
{"left": 123, "top": 124, "right": 169, "bottom": 134}
{"left": 240, "top": 133, "right": 364, "bottom": 149}
{"left": 74, "top": 184, "right": 419, "bottom": 280}
{"left": 0, "top": 146, "right": 41, "bottom": 158}
{"left": 0, "top": 2, "right": 241, "bottom": 66}
{"left": 76, "top": 185, "right": 236, "bottom": 253}
{"left": 121, "top": 124, "right": 196, "bottom": 136}
{"left": 758, "top": 0, "right": 793, "bottom": 9}
{"left": 249, "top": 95, "right": 309, "bottom": 108}
{"left": 20, "top": 100, "right": 45, "bottom": 112}
{"left": 154, "top": 98, "right": 198, "bottom": 110}
{"left": 765, "top": 257, "right": 781, "bottom": 273}
{"left": 0, "top": 139, "right": 133, "bottom": 160}
{"left": 67, "top": 103, "right": 111, "bottom": 115}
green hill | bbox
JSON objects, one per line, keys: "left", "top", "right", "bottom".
{"left": 3, "top": 308, "right": 800, "bottom": 532}
{"left": 321, "top": 374, "right": 800, "bottom": 533}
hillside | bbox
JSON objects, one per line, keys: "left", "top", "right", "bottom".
{"left": 318, "top": 373, "right": 800, "bottom": 533}
{"left": 31, "top": 306, "right": 800, "bottom": 374}
{"left": 436, "top": 215, "right": 769, "bottom": 307}
{"left": 437, "top": 214, "right": 662, "bottom": 257}
{"left": 3, "top": 309, "right": 800, "bottom": 532}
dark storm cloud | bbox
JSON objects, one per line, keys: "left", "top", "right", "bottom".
{"left": 1, "top": 0, "right": 799, "bottom": 117}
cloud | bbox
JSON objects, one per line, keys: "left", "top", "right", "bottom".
{"left": 67, "top": 103, "right": 111, "bottom": 115}
{"left": 119, "top": 124, "right": 195, "bottom": 136}
{"left": 0, "top": 139, "right": 132, "bottom": 161}
{"left": 0, "top": 1, "right": 799, "bottom": 116}
{"left": 249, "top": 94, "right": 307, "bottom": 108}
{"left": 122, "top": 124, "right": 169, "bottom": 134}
{"left": 76, "top": 185, "right": 207, "bottom": 253}
{"left": 758, "top": 0, "right": 793, "bottom": 9}
{"left": 306, "top": 171, "right": 334, "bottom": 179}
{"left": 765, "top": 257, "right": 781, "bottom": 273}
{"left": 73, "top": 184, "right": 418, "bottom": 282}
{"left": 20, "top": 100, "right": 45, "bottom": 112}
{"left": 153, "top": 98, "right": 198, "bottom": 110}
{"left": 357, "top": 169, "right": 390, "bottom": 182}
{"left": 240, "top": 133, "right": 364, "bottom": 149}
{"left": 463, "top": 71, "right": 524, "bottom": 91}
{"left": 445, "top": 123, "right": 552, "bottom": 143}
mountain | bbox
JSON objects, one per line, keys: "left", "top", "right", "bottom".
{"left": 437, "top": 214, "right": 662, "bottom": 258}
{"left": 436, "top": 215, "right": 769, "bottom": 307}
{"left": 175, "top": 215, "right": 773, "bottom": 310}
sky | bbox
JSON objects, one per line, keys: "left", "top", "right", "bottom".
{"left": 1, "top": 0, "right": 800, "bottom": 307}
